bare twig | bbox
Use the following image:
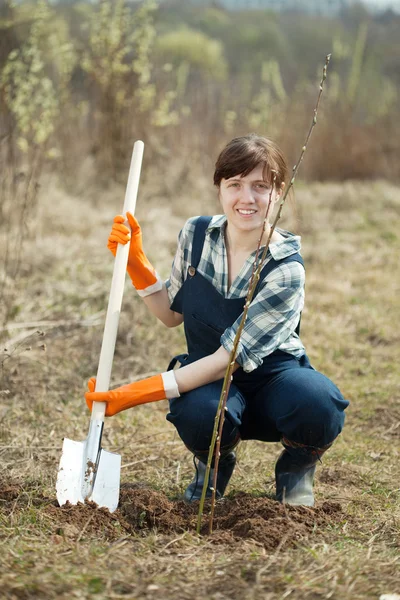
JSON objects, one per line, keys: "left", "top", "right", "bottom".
{"left": 196, "top": 54, "right": 332, "bottom": 535}
{"left": 76, "top": 512, "right": 96, "bottom": 544}
{"left": 1, "top": 311, "right": 105, "bottom": 332}
{"left": 207, "top": 176, "right": 277, "bottom": 533}
{"left": 120, "top": 456, "right": 159, "bottom": 469}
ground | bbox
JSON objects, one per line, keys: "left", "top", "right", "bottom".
{"left": 0, "top": 175, "right": 399, "bottom": 599}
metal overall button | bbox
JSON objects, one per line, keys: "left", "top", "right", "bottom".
{"left": 188, "top": 266, "right": 196, "bottom": 277}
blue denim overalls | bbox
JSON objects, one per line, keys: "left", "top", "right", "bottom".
{"left": 166, "top": 217, "right": 349, "bottom": 462}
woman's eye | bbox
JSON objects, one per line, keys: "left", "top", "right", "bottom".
{"left": 228, "top": 182, "right": 239, "bottom": 188}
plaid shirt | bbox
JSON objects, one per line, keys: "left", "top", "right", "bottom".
{"left": 166, "top": 215, "right": 306, "bottom": 373}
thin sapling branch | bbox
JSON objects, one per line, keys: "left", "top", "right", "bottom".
{"left": 196, "top": 53, "right": 332, "bottom": 535}
{"left": 207, "top": 175, "right": 277, "bottom": 533}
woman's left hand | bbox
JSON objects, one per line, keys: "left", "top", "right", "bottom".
{"left": 85, "top": 372, "right": 179, "bottom": 416}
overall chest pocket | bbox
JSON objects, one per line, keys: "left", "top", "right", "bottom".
{"left": 191, "top": 312, "right": 225, "bottom": 335}
{"left": 183, "top": 312, "right": 225, "bottom": 355}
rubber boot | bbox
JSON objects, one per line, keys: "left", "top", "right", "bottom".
{"left": 275, "top": 447, "right": 320, "bottom": 507}
{"left": 183, "top": 452, "right": 236, "bottom": 503}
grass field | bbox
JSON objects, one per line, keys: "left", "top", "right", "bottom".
{"left": 1, "top": 175, "right": 399, "bottom": 599}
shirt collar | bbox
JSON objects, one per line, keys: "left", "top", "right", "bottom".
{"left": 207, "top": 214, "right": 301, "bottom": 259}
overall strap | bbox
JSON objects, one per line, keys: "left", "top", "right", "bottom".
{"left": 257, "top": 252, "right": 305, "bottom": 335}
{"left": 190, "top": 216, "right": 212, "bottom": 269}
{"left": 167, "top": 216, "right": 212, "bottom": 367}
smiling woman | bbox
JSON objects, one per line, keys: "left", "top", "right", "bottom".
{"left": 85, "top": 133, "right": 349, "bottom": 508}
{"left": 219, "top": 165, "right": 280, "bottom": 232}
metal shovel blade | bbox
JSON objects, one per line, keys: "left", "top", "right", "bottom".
{"left": 56, "top": 437, "right": 121, "bottom": 513}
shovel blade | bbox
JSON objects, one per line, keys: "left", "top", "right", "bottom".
{"left": 56, "top": 438, "right": 121, "bottom": 513}
{"left": 90, "top": 446, "right": 121, "bottom": 512}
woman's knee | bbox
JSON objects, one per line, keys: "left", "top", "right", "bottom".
{"left": 297, "top": 395, "right": 346, "bottom": 442}
{"left": 167, "top": 389, "right": 217, "bottom": 446}
{"left": 274, "top": 370, "right": 349, "bottom": 447}
{"left": 166, "top": 382, "right": 245, "bottom": 452}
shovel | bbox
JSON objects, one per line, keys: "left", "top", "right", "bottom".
{"left": 56, "top": 140, "right": 144, "bottom": 513}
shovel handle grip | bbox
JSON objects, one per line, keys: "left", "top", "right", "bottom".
{"left": 92, "top": 140, "right": 145, "bottom": 419}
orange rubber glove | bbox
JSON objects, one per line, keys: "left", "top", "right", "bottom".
{"left": 85, "top": 371, "right": 180, "bottom": 417}
{"left": 107, "top": 212, "right": 163, "bottom": 297}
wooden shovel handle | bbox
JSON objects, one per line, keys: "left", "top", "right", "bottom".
{"left": 91, "top": 140, "right": 145, "bottom": 422}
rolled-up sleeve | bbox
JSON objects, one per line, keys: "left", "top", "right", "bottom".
{"left": 220, "top": 261, "right": 305, "bottom": 372}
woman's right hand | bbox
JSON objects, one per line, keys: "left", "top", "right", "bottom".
{"left": 107, "top": 212, "right": 139, "bottom": 257}
{"left": 107, "top": 212, "right": 163, "bottom": 296}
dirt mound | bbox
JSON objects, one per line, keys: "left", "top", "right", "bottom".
{"left": 45, "top": 501, "right": 132, "bottom": 541}
{"left": 49, "top": 486, "right": 344, "bottom": 550}
{"left": 118, "top": 487, "right": 343, "bottom": 550}
{"left": 0, "top": 478, "right": 344, "bottom": 550}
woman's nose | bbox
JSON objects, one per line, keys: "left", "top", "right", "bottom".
{"left": 240, "top": 185, "right": 256, "bottom": 203}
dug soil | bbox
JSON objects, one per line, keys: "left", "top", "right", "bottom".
{"left": 1, "top": 478, "right": 344, "bottom": 551}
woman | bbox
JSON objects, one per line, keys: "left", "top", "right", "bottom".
{"left": 85, "top": 134, "right": 349, "bottom": 506}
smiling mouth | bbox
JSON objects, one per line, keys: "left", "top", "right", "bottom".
{"left": 237, "top": 209, "right": 257, "bottom": 215}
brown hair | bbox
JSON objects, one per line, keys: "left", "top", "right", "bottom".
{"left": 213, "top": 134, "right": 288, "bottom": 190}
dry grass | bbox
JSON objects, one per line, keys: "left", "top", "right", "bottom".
{"left": 0, "top": 175, "right": 399, "bottom": 599}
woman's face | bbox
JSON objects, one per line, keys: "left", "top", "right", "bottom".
{"left": 219, "top": 164, "right": 280, "bottom": 233}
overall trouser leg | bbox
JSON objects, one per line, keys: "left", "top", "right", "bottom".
{"left": 167, "top": 381, "right": 245, "bottom": 501}
{"left": 241, "top": 359, "right": 349, "bottom": 506}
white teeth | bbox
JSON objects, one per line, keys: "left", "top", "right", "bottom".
{"left": 238, "top": 209, "right": 256, "bottom": 215}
